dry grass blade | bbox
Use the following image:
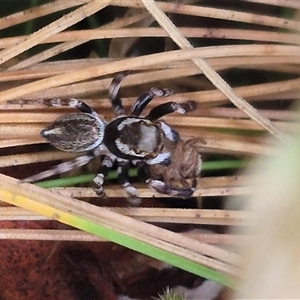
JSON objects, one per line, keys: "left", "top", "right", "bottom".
{"left": 141, "top": 0, "right": 288, "bottom": 142}
{"left": 0, "top": 1, "right": 109, "bottom": 65}
{"left": 0, "top": 44, "right": 298, "bottom": 102}
{"left": 50, "top": 177, "right": 251, "bottom": 198}
{"left": 0, "top": 229, "right": 249, "bottom": 246}
{"left": 0, "top": 173, "right": 239, "bottom": 276}
{"left": 8, "top": 10, "right": 150, "bottom": 71}
{"left": 0, "top": 0, "right": 91, "bottom": 30}
{"left": 1, "top": 27, "right": 300, "bottom": 47}
{"left": 0, "top": 206, "right": 250, "bottom": 226}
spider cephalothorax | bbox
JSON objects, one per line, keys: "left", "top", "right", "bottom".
{"left": 23, "top": 73, "right": 197, "bottom": 202}
{"left": 104, "top": 117, "right": 164, "bottom": 160}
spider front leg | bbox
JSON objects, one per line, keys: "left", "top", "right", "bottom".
{"left": 108, "top": 73, "right": 173, "bottom": 117}
{"left": 108, "top": 72, "right": 127, "bottom": 116}
{"left": 145, "top": 101, "right": 197, "bottom": 143}
{"left": 130, "top": 87, "right": 173, "bottom": 117}
{"left": 146, "top": 100, "right": 196, "bottom": 121}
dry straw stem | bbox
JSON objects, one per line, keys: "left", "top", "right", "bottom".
{"left": 1, "top": 28, "right": 300, "bottom": 47}
{"left": 0, "top": 56, "right": 299, "bottom": 84}
{"left": 0, "top": 106, "right": 296, "bottom": 123}
{"left": 186, "top": 232, "right": 249, "bottom": 246}
{"left": 0, "top": 59, "right": 298, "bottom": 117}
{"left": 141, "top": 0, "right": 288, "bottom": 142}
{"left": 0, "top": 139, "right": 42, "bottom": 149}
{"left": 11, "top": 72, "right": 300, "bottom": 104}
{"left": 0, "top": 206, "right": 250, "bottom": 226}
{"left": 0, "top": 44, "right": 298, "bottom": 102}
{"left": 50, "top": 176, "right": 252, "bottom": 199}
{"left": 0, "top": 173, "right": 239, "bottom": 276}
{"left": 0, "top": 151, "right": 77, "bottom": 168}
{"left": 1, "top": 53, "right": 299, "bottom": 99}
{"left": 50, "top": 185, "right": 249, "bottom": 200}
{"left": 0, "top": 229, "right": 249, "bottom": 246}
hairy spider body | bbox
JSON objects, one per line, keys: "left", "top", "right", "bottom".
{"left": 41, "top": 113, "right": 105, "bottom": 152}
{"left": 23, "top": 73, "right": 198, "bottom": 202}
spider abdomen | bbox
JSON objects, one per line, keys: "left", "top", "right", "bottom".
{"left": 41, "top": 113, "right": 105, "bottom": 152}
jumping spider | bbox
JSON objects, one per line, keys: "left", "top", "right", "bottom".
{"left": 23, "top": 73, "right": 198, "bottom": 203}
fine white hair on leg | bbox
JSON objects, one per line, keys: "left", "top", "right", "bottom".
{"left": 69, "top": 98, "right": 79, "bottom": 107}
{"left": 122, "top": 182, "right": 137, "bottom": 197}
{"left": 93, "top": 173, "right": 104, "bottom": 187}
{"left": 122, "top": 182, "right": 141, "bottom": 205}
{"left": 149, "top": 87, "right": 173, "bottom": 97}
{"left": 146, "top": 152, "right": 170, "bottom": 165}
{"left": 93, "top": 173, "right": 106, "bottom": 196}
{"left": 146, "top": 179, "right": 165, "bottom": 190}
{"left": 160, "top": 122, "right": 180, "bottom": 142}
{"left": 101, "top": 155, "right": 114, "bottom": 168}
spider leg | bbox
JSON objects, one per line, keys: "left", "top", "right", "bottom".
{"left": 108, "top": 72, "right": 127, "bottom": 116}
{"left": 145, "top": 101, "right": 196, "bottom": 143}
{"left": 146, "top": 100, "right": 196, "bottom": 121}
{"left": 159, "top": 122, "right": 180, "bottom": 143}
{"left": 22, "top": 152, "right": 96, "bottom": 183}
{"left": 130, "top": 87, "right": 173, "bottom": 117}
{"left": 31, "top": 98, "right": 99, "bottom": 117}
{"left": 93, "top": 155, "right": 115, "bottom": 197}
{"left": 145, "top": 152, "right": 171, "bottom": 165}
{"left": 54, "top": 98, "right": 99, "bottom": 118}
{"left": 68, "top": 98, "right": 99, "bottom": 117}
{"left": 146, "top": 178, "right": 197, "bottom": 198}
{"left": 117, "top": 160, "right": 141, "bottom": 205}
{"left": 136, "top": 161, "right": 196, "bottom": 198}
